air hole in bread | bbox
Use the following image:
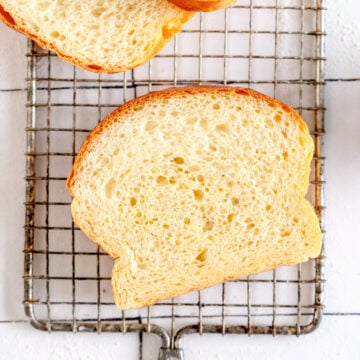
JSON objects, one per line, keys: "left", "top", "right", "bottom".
{"left": 193, "top": 189, "right": 204, "bottom": 201}
{"left": 145, "top": 120, "right": 158, "bottom": 131}
{"left": 197, "top": 175, "right": 204, "bottom": 183}
{"left": 281, "top": 231, "right": 291, "bottom": 237}
{"left": 50, "top": 31, "right": 60, "bottom": 39}
{"left": 216, "top": 123, "right": 230, "bottom": 133}
{"left": 156, "top": 176, "right": 168, "bottom": 185}
{"left": 138, "top": 262, "right": 147, "bottom": 270}
{"left": 129, "top": 197, "right": 137, "bottom": 206}
{"left": 104, "top": 178, "right": 116, "bottom": 199}
{"left": 265, "top": 119, "right": 274, "bottom": 129}
{"left": 266, "top": 204, "right": 272, "bottom": 211}
{"left": 209, "top": 144, "right": 218, "bottom": 152}
{"left": 227, "top": 213, "right": 234, "bottom": 223}
{"left": 186, "top": 116, "right": 197, "bottom": 126}
{"left": 92, "top": 7, "right": 105, "bottom": 17}
{"left": 232, "top": 197, "right": 240, "bottom": 206}
{"left": 174, "top": 157, "right": 184, "bottom": 164}
{"left": 200, "top": 118, "right": 208, "bottom": 129}
{"left": 196, "top": 248, "right": 208, "bottom": 262}
{"left": 299, "top": 136, "right": 306, "bottom": 148}
{"left": 184, "top": 218, "right": 190, "bottom": 225}
{"left": 246, "top": 223, "right": 255, "bottom": 230}
{"left": 92, "top": 168, "right": 100, "bottom": 177}
{"left": 274, "top": 114, "right": 281, "bottom": 123}
{"left": 203, "top": 221, "right": 214, "bottom": 232}
{"left": 213, "top": 103, "right": 220, "bottom": 110}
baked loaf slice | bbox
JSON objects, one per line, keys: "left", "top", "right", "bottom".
{"left": 0, "top": 1, "right": 193, "bottom": 73}
{"left": 168, "top": 0, "right": 236, "bottom": 12}
{"left": 67, "top": 86, "right": 322, "bottom": 309}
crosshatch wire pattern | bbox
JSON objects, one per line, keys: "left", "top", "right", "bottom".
{"left": 24, "top": 0, "right": 325, "bottom": 356}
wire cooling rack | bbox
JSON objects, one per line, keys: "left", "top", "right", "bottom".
{"left": 24, "top": 1, "right": 326, "bottom": 359}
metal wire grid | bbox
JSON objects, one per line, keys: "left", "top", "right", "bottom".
{"left": 24, "top": 0, "right": 325, "bottom": 358}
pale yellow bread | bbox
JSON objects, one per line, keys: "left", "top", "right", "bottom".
{"left": 169, "top": 0, "right": 236, "bottom": 12}
{"left": 0, "top": 1, "right": 193, "bottom": 73}
{"left": 66, "top": 86, "right": 322, "bottom": 309}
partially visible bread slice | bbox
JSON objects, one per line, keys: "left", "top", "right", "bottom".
{"left": 168, "top": 0, "right": 236, "bottom": 12}
{"left": 0, "top": 1, "right": 193, "bottom": 73}
{"left": 67, "top": 86, "right": 322, "bottom": 309}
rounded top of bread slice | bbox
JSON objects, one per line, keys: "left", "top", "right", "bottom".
{"left": 0, "top": 0, "right": 193, "bottom": 73}
{"left": 67, "top": 86, "right": 321, "bottom": 309}
{"left": 67, "top": 86, "right": 313, "bottom": 201}
{"left": 168, "top": 0, "right": 236, "bottom": 12}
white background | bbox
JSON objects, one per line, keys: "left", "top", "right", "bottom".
{"left": 0, "top": 0, "right": 360, "bottom": 359}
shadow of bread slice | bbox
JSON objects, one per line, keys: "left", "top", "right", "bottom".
{"left": 66, "top": 86, "right": 322, "bottom": 309}
{"left": 169, "top": 0, "right": 236, "bottom": 12}
{"left": 0, "top": 0, "right": 193, "bottom": 73}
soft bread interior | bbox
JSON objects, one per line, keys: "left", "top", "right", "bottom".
{"left": 0, "top": 0, "right": 193, "bottom": 72}
{"left": 67, "top": 87, "right": 322, "bottom": 309}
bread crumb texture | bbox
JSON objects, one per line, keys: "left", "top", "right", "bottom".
{"left": 67, "top": 86, "right": 322, "bottom": 309}
{"left": 0, "top": 0, "right": 193, "bottom": 72}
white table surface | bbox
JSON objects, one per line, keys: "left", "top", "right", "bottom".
{"left": 1, "top": 0, "right": 360, "bottom": 359}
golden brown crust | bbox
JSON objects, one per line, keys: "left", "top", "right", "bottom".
{"left": 0, "top": 4, "right": 14, "bottom": 25}
{"left": 0, "top": 3, "right": 193, "bottom": 73}
{"left": 66, "top": 85, "right": 310, "bottom": 196}
{"left": 168, "top": 0, "right": 236, "bottom": 12}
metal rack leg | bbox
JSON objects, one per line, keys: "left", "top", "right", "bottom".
{"left": 158, "top": 348, "right": 184, "bottom": 360}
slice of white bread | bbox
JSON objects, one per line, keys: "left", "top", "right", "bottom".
{"left": 66, "top": 86, "right": 322, "bottom": 309}
{"left": 168, "top": 0, "right": 236, "bottom": 12}
{"left": 0, "top": 1, "right": 193, "bottom": 73}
